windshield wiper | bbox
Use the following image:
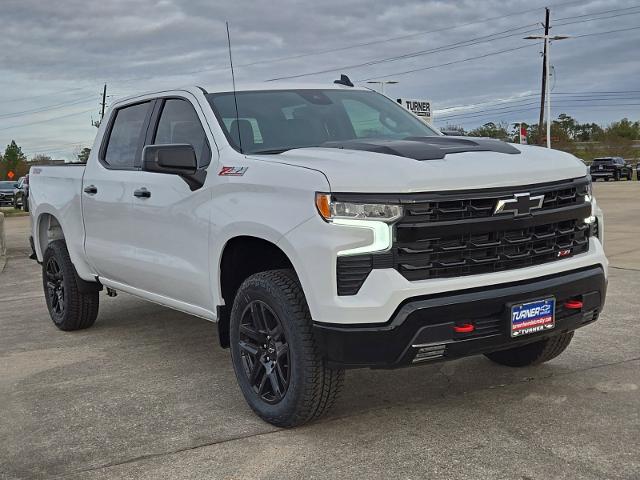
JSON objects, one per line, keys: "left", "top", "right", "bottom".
{"left": 250, "top": 148, "right": 291, "bottom": 155}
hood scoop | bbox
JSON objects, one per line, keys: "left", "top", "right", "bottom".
{"left": 319, "top": 136, "right": 520, "bottom": 161}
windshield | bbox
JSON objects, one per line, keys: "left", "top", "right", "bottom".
{"left": 593, "top": 158, "right": 614, "bottom": 164}
{"left": 206, "top": 89, "right": 439, "bottom": 154}
{"left": 0, "top": 181, "right": 15, "bottom": 189}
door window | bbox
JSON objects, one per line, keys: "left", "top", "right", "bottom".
{"left": 154, "top": 99, "right": 210, "bottom": 166}
{"left": 104, "top": 102, "right": 151, "bottom": 169}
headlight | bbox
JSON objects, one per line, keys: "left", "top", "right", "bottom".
{"left": 315, "top": 193, "right": 402, "bottom": 223}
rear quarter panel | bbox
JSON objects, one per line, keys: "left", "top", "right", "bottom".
{"left": 30, "top": 165, "right": 96, "bottom": 280}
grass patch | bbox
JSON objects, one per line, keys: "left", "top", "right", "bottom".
{"left": 0, "top": 207, "right": 29, "bottom": 218}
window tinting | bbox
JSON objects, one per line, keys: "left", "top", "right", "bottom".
{"left": 104, "top": 102, "right": 150, "bottom": 168}
{"left": 154, "top": 99, "right": 209, "bottom": 166}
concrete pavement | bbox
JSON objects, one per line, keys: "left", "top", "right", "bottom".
{"left": 1, "top": 182, "right": 639, "bottom": 479}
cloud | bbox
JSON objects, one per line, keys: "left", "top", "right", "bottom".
{"left": 0, "top": 0, "right": 638, "bottom": 158}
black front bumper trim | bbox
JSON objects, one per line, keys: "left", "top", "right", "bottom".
{"left": 314, "top": 266, "right": 606, "bottom": 369}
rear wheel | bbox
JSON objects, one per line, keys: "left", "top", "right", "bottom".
{"left": 42, "top": 240, "right": 99, "bottom": 331}
{"left": 485, "top": 332, "right": 574, "bottom": 367}
{"left": 229, "top": 269, "right": 344, "bottom": 427}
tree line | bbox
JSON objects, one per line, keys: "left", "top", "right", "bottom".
{"left": 445, "top": 114, "right": 640, "bottom": 161}
{"left": 0, "top": 142, "right": 90, "bottom": 180}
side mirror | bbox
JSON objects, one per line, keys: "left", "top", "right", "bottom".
{"left": 14, "top": 183, "right": 19, "bottom": 188}
{"left": 142, "top": 144, "right": 206, "bottom": 190}
{"left": 143, "top": 144, "right": 198, "bottom": 176}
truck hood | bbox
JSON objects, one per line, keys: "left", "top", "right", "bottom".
{"left": 252, "top": 142, "right": 587, "bottom": 193}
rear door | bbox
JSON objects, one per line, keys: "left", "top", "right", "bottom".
{"left": 82, "top": 100, "right": 154, "bottom": 285}
{"left": 122, "top": 96, "right": 215, "bottom": 311}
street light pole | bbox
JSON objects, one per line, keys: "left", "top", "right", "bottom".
{"left": 525, "top": 33, "right": 569, "bottom": 148}
{"left": 366, "top": 80, "right": 398, "bottom": 96}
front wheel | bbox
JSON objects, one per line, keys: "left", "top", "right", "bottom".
{"left": 42, "top": 240, "right": 99, "bottom": 331}
{"left": 614, "top": 171, "right": 620, "bottom": 181}
{"left": 484, "top": 332, "right": 574, "bottom": 367}
{"left": 229, "top": 269, "right": 344, "bottom": 427}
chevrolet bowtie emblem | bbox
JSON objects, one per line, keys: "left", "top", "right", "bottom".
{"left": 494, "top": 193, "right": 545, "bottom": 216}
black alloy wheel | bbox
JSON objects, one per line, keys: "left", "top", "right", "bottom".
{"left": 238, "top": 300, "right": 290, "bottom": 404}
{"left": 45, "top": 257, "right": 65, "bottom": 318}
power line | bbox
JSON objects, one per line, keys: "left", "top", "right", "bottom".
{"left": 358, "top": 44, "right": 539, "bottom": 82}
{"left": 555, "top": 4, "right": 640, "bottom": 22}
{"left": 266, "top": 24, "right": 539, "bottom": 82}
{"left": 0, "top": 87, "right": 90, "bottom": 105}
{"left": 358, "top": 25, "right": 640, "bottom": 81}
{"left": 437, "top": 91, "right": 640, "bottom": 114}
{"left": 267, "top": 8, "right": 640, "bottom": 83}
{"left": 437, "top": 103, "right": 640, "bottom": 124}
{"left": 93, "top": 0, "right": 589, "bottom": 86}
{"left": 437, "top": 96, "right": 640, "bottom": 121}
{"left": 0, "top": 108, "right": 95, "bottom": 132}
{"left": 0, "top": 95, "right": 97, "bottom": 119}
{"left": 555, "top": 9, "right": 640, "bottom": 28}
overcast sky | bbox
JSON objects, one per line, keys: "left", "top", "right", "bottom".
{"left": 1, "top": 0, "right": 639, "bottom": 160}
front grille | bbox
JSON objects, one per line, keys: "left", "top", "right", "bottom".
{"left": 396, "top": 219, "right": 589, "bottom": 281}
{"left": 401, "top": 179, "right": 587, "bottom": 223}
{"left": 335, "top": 178, "right": 592, "bottom": 295}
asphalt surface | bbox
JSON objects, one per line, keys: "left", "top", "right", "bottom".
{"left": 1, "top": 182, "right": 639, "bottom": 480}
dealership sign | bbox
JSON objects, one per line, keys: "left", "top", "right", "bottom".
{"left": 397, "top": 98, "right": 432, "bottom": 123}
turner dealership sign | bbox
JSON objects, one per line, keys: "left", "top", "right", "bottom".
{"left": 397, "top": 98, "right": 432, "bottom": 123}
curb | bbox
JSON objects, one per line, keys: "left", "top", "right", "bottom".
{"left": 0, "top": 212, "right": 6, "bottom": 273}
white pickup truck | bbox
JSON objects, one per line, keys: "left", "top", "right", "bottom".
{"left": 29, "top": 81, "right": 607, "bottom": 427}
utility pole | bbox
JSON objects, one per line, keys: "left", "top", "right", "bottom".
{"left": 100, "top": 84, "right": 107, "bottom": 120}
{"left": 525, "top": 17, "right": 569, "bottom": 148}
{"left": 538, "top": 8, "right": 550, "bottom": 145}
{"left": 92, "top": 84, "right": 107, "bottom": 128}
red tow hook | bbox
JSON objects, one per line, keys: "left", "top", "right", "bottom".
{"left": 453, "top": 323, "right": 475, "bottom": 333}
{"left": 564, "top": 299, "right": 583, "bottom": 310}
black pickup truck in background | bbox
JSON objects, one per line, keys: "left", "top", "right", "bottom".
{"left": 590, "top": 157, "right": 633, "bottom": 181}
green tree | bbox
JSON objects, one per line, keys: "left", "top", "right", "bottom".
{"left": 468, "top": 122, "right": 510, "bottom": 140}
{"left": 605, "top": 118, "right": 639, "bottom": 140}
{"left": 77, "top": 147, "right": 91, "bottom": 163}
{"left": 1, "top": 140, "right": 27, "bottom": 179}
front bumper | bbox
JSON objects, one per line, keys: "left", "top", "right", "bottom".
{"left": 313, "top": 265, "right": 606, "bottom": 369}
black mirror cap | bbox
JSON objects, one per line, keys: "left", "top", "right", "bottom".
{"left": 143, "top": 144, "right": 198, "bottom": 176}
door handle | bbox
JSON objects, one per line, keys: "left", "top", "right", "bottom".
{"left": 133, "top": 188, "right": 151, "bottom": 199}
{"left": 83, "top": 185, "right": 98, "bottom": 195}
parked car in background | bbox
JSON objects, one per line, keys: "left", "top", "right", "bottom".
{"left": 13, "top": 175, "right": 30, "bottom": 211}
{"left": 0, "top": 180, "right": 18, "bottom": 207}
{"left": 636, "top": 161, "right": 640, "bottom": 181}
{"left": 590, "top": 157, "right": 633, "bottom": 181}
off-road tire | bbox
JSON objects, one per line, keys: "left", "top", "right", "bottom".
{"left": 484, "top": 332, "right": 574, "bottom": 367}
{"left": 229, "top": 269, "right": 344, "bottom": 427}
{"left": 23, "top": 198, "right": 29, "bottom": 212}
{"left": 42, "top": 240, "right": 99, "bottom": 331}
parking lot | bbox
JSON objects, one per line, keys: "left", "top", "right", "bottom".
{"left": 1, "top": 181, "right": 639, "bottom": 480}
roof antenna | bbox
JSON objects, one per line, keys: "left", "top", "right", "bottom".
{"left": 334, "top": 74, "right": 354, "bottom": 87}
{"left": 226, "top": 21, "right": 243, "bottom": 153}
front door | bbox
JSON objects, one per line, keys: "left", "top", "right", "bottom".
{"left": 124, "top": 97, "right": 214, "bottom": 312}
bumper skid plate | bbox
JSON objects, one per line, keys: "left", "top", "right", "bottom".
{"left": 314, "top": 266, "right": 606, "bottom": 369}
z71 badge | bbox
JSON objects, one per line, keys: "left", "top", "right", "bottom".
{"left": 219, "top": 166, "right": 248, "bottom": 176}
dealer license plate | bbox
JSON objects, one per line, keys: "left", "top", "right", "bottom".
{"left": 510, "top": 298, "right": 555, "bottom": 337}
